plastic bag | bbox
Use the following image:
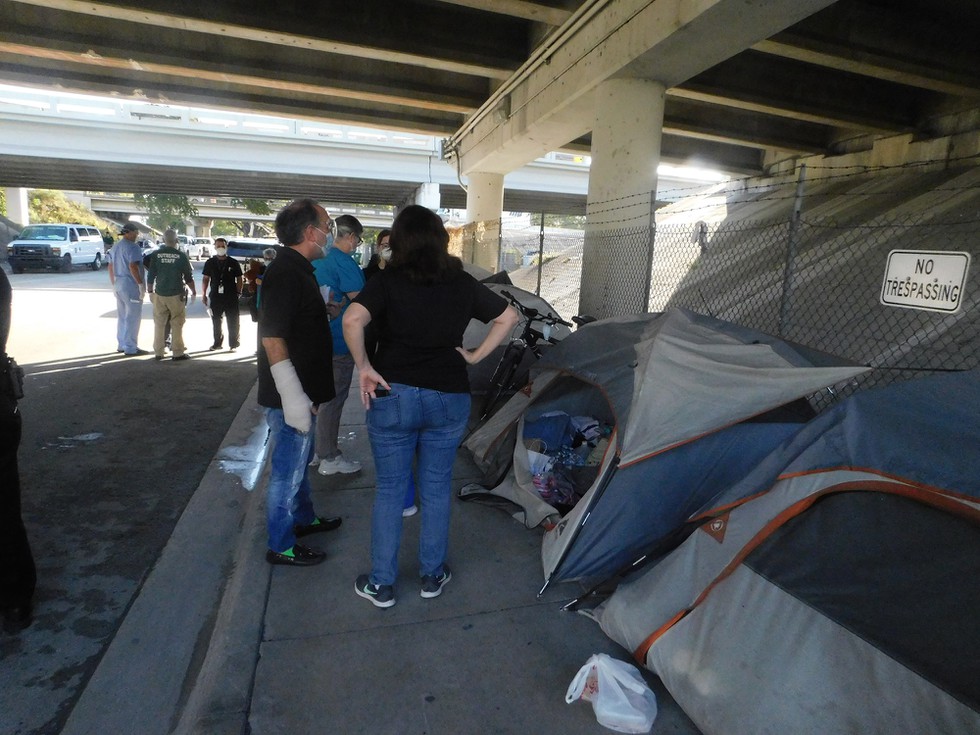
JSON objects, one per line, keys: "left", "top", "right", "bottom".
{"left": 565, "top": 653, "right": 657, "bottom": 733}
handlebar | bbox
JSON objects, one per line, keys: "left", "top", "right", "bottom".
{"left": 500, "top": 289, "right": 572, "bottom": 327}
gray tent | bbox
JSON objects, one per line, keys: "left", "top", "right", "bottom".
{"left": 592, "top": 370, "right": 980, "bottom": 734}
{"left": 462, "top": 308, "right": 867, "bottom": 591}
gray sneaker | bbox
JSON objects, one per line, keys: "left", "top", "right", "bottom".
{"left": 420, "top": 565, "right": 452, "bottom": 599}
{"left": 318, "top": 455, "right": 362, "bottom": 475}
{"left": 354, "top": 574, "right": 395, "bottom": 608}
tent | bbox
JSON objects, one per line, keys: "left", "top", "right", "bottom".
{"left": 592, "top": 370, "right": 980, "bottom": 735}
{"left": 461, "top": 308, "right": 868, "bottom": 590}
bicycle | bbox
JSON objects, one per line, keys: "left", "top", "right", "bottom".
{"left": 478, "top": 289, "right": 573, "bottom": 422}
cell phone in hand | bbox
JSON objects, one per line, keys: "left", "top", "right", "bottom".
{"left": 373, "top": 388, "right": 391, "bottom": 397}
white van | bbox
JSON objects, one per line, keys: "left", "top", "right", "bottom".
{"left": 185, "top": 236, "right": 213, "bottom": 260}
{"left": 7, "top": 223, "right": 106, "bottom": 273}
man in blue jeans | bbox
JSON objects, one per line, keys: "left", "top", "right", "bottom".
{"left": 256, "top": 199, "right": 343, "bottom": 566}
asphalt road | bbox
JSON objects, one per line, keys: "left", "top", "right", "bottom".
{"left": 0, "top": 262, "right": 260, "bottom": 734}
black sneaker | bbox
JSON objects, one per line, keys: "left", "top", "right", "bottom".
{"left": 420, "top": 565, "right": 452, "bottom": 599}
{"left": 354, "top": 574, "right": 395, "bottom": 608}
{"left": 295, "top": 515, "right": 342, "bottom": 537}
{"left": 266, "top": 544, "right": 326, "bottom": 567}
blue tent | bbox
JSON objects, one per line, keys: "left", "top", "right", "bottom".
{"left": 594, "top": 369, "right": 980, "bottom": 735}
{"left": 462, "top": 308, "right": 868, "bottom": 591}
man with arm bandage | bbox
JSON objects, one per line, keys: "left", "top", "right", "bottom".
{"left": 256, "top": 199, "right": 343, "bottom": 566}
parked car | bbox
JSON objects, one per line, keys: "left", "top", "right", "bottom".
{"left": 180, "top": 236, "right": 212, "bottom": 260}
{"left": 6, "top": 223, "right": 106, "bottom": 273}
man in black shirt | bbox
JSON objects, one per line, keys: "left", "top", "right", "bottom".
{"left": 257, "top": 199, "right": 342, "bottom": 566}
{"left": 0, "top": 269, "right": 35, "bottom": 630}
{"left": 202, "top": 237, "right": 243, "bottom": 351}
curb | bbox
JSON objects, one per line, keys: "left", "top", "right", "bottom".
{"left": 60, "top": 384, "right": 271, "bottom": 735}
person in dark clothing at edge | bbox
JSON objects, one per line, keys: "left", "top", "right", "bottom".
{"left": 202, "top": 237, "right": 244, "bottom": 352}
{"left": 343, "top": 204, "right": 519, "bottom": 607}
{"left": 0, "top": 268, "right": 35, "bottom": 630}
{"left": 257, "top": 199, "right": 343, "bottom": 566}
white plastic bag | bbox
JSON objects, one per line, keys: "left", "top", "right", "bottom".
{"left": 565, "top": 653, "right": 658, "bottom": 733}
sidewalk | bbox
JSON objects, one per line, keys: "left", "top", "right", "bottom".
{"left": 58, "top": 378, "right": 701, "bottom": 735}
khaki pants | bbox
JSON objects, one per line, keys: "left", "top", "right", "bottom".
{"left": 152, "top": 293, "right": 187, "bottom": 357}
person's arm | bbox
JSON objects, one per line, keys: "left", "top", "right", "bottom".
{"left": 342, "top": 303, "right": 389, "bottom": 409}
{"left": 107, "top": 260, "right": 115, "bottom": 285}
{"left": 262, "top": 336, "right": 316, "bottom": 432}
{"left": 201, "top": 274, "right": 210, "bottom": 306}
{"left": 0, "top": 270, "right": 11, "bottom": 353}
{"left": 129, "top": 260, "right": 145, "bottom": 299}
{"left": 456, "top": 305, "right": 520, "bottom": 364}
{"left": 183, "top": 260, "right": 197, "bottom": 302}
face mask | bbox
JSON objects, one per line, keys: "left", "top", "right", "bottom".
{"left": 313, "top": 227, "right": 333, "bottom": 257}
{"left": 215, "top": 247, "right": 227, "bottom": 256}
{"left": 264, "top": 258, "right": 273, "bottom": 264}
{"left": 380, "top": 247, "right": 392, "bottom": 261}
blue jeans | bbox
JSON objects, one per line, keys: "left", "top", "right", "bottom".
{"left": 366, "top": 384, "right": 470, "bottom": 586}
{"left": 265, "top": 408, "right": 318, "bottom": 552}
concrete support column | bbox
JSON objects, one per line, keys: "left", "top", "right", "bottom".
{"left": 464, "top": 172, "right": 504, "bottom": 273}
{"left": 414, "top": 182, "right": 440, "bottom": 210}
{"left": 580, "top": 78, "right": 665, "bottom": 318}
{"left": 5, "top": 187, "right": 30, "bottom": 226}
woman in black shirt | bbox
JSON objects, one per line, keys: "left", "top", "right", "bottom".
{"left": 344, "top": 205, "right": 517, "bottom": 608}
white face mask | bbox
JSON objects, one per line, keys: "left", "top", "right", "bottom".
{"left": 312, "top": 227, "right": 334, "bottom": 257}
{"left": 264, "top": 258, "right": 273, "bottom": 264}
{"left": 215, "top": 247, "right": 227, "bottom": 256}
{"left": 380, "top": 247, "right": 392, "bottom": 261}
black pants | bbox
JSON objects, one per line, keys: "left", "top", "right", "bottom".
{"left": 0, "top": 394, "right": 35, "bottom": 610}
{"left": 210, "top": 294, "right": 240, "bottom": 348}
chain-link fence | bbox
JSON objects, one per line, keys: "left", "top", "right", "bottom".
{"left": 654, "top": 214, "right": 979, "bottom": 406}
{"left": 462, "top": 186, "right": 978, "bottom": 407}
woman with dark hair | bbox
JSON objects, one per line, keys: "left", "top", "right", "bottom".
{"left": 362, "top": 228, "right": 390, "bottom": 281}
{"left": 343, "top": 205, "right": 518, "bottom": 608}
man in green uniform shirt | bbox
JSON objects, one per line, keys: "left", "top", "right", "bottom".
{"left": 147, "top": 229, "right": 197, "bottom": 361}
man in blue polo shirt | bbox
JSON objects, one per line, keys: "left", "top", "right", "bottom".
{"left": 257, "top": 199, "right": 342, "bottom": 566}
{"left": 311, "top": 214, "right": 366, "bottom": 476}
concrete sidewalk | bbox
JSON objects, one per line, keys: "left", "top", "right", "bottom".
{"left": 58, "top": 379, "right": 701, "bottom": 735}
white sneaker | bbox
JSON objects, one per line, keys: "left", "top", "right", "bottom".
{"left": 402, "top": 504, "right": 418, "bottom": 517}
{"left": 318, "top": 455, "right": 362, "bottom": 475}
{"left": 308, "top": 454, "right": 320, "bottom": 467}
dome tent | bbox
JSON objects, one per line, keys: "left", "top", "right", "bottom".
{"left": 462, "top": 308, "right": 868, "bottom": 591}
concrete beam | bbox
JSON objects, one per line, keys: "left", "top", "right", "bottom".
{"left": 753, "top": 0, "right": 980, "bottom": 98}
{"left": 7, "top": 0, "right": 515, "bottom": 80}
{"left": 0, "top": 40, "right": 479, "bottom": 115}
{"left": 672, "top": 51, "right": 922, "bottom": 133}
{"left": 431, "top": 0, "right": 572, "bottom": 26}
{"left": 753, "top": 36, "right": 980, "bottom": 99}
{"left": 450, "top": 0, "right": 836, "bottom": 175}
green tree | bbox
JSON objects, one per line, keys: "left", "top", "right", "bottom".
{"left": 29, "top": 190, "right": 108, "bottom": 227}
{"left": 134, "top": 193, "right": 198, "bottom": 231}
{"left": 543, "top": 213, "right": 586, "bottom": 229}
{"left": 0, "top": 189, "right": 6, "bottom": 218}
{"left": 221, "top": 197, "right": 280, "bottom": 237}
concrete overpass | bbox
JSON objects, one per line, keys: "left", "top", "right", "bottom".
{"left": 2, "top": 0, "right": 979, "bottom": 314}
{"left": 0, "top": 88, "right": 599, "bottom": 216}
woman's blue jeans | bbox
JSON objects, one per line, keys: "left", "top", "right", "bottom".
{"left": 366, "top": 384, "right": 470, "bottom": 586}
{"left": 265, "top": 408, "right": 318, "bottom": 553}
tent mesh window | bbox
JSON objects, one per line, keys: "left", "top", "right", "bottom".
{"left": 744, "top": 490, "right": 980, "bottom": 712}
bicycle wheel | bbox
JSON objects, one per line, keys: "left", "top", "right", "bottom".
{"left": 480, "top": 343, "right": 524, "bottom": 421}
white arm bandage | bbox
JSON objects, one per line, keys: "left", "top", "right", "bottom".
{"left": 269, "top": 359, "right": 313, "bottom": 433}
